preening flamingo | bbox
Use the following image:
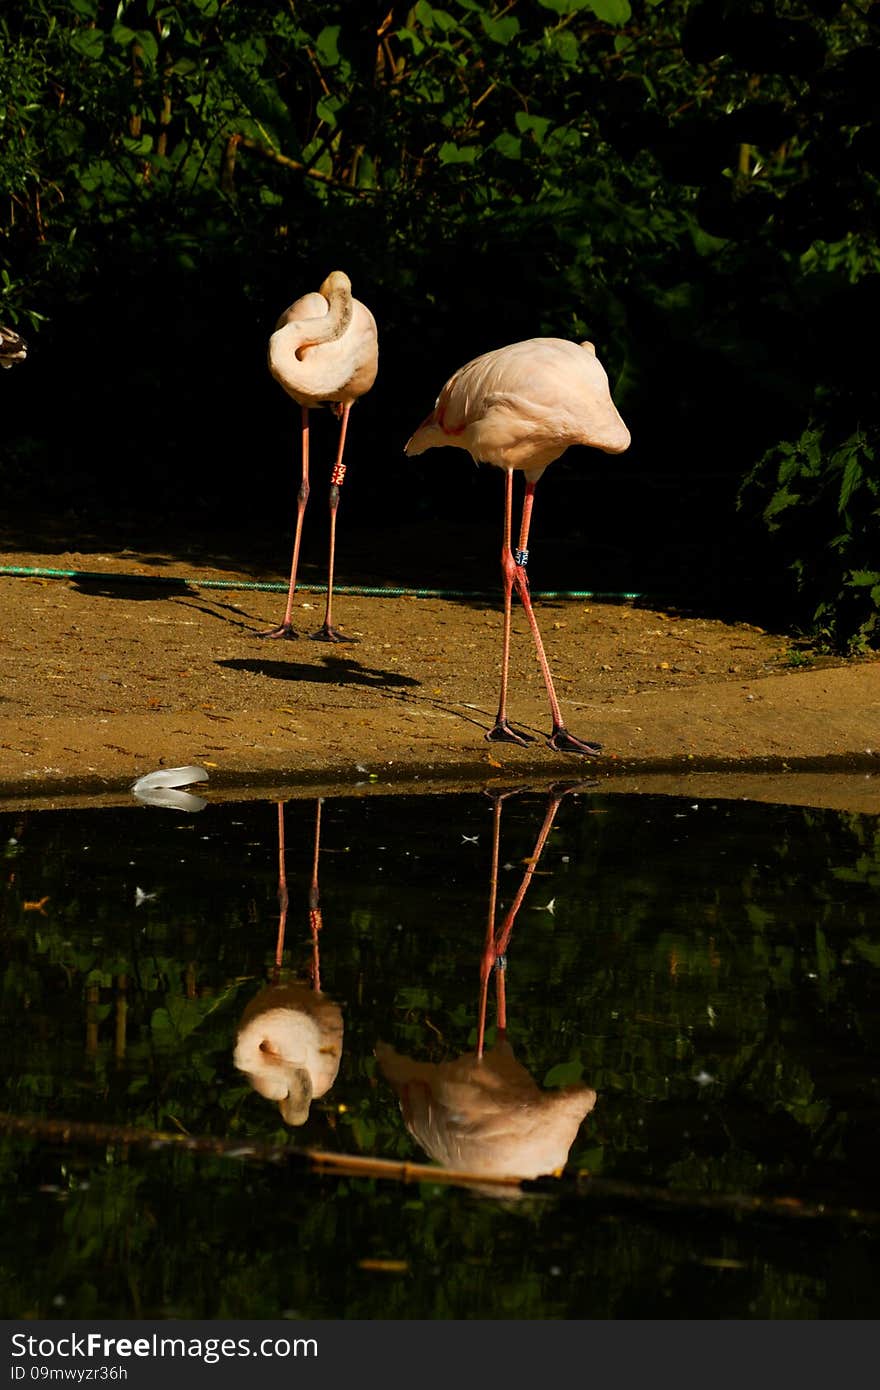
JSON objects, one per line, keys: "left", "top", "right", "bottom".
{"left": 233, "top": 800, "right": 344, "bottom": 1126}
{"left": 405, "top": 337, "right": 630, "bottom": 754}
{"left": 263, "top": 270, "right": 378, "bottom": 642}
{"left": 0, "top": 326, "right": 27, "bottom": 368}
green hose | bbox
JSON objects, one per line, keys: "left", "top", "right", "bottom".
{"left": 0, "top": 563, "right": 646, "bottom": 601}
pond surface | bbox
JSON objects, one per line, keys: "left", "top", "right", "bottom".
{"left": 1, "top": 785, "right": 879, "bottom": 1319}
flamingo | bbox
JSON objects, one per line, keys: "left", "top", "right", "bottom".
{"left": 375, "top": 1038, "right": 595, "bottom": 1181}
{"left": 233, "top": 800, "right": 344, "bottom": 1126}
{"left": 376, "top": 784, "right": 597, "bottom": 1182}
{"left": 0, "top": 326, "right": 27, "bottom": 368}
{"left": 405, "top": 336, "right": 630, "bottom": 754}
{"left": 263, "top": 270, "right": 378, "bottom": 642}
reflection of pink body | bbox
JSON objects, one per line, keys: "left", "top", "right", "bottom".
{"left": 263, "top": 271, "right": 378, "bottom": 643}
{"left": 378, "top": 784, "right": 597, "bottom": 1182}
{"left": 234, "top": 800, "right": 343, "bottom": 1127}
{"left": 406, "top": 337, "right": 629, "bottom": 753}
{"left": 0, "top": 325, "right": 28, "bottom": 369}
{"left": 234, "top": 982, "right": 343, "bottom": 1128}
{"left": 376, "top": 1038, "right": 595, "bottom": 1180}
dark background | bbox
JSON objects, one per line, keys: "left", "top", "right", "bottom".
{"left": 1, "top": 0, "right": 877, "bottom": 644}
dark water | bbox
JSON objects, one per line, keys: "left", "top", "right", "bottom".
{"left": 1, "top": 786, "right": 879, "bottom": 1319}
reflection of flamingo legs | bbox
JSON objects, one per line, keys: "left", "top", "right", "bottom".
{"left": 308, "top": 798, "right": 324, "bottom": 993}
{"left": 273, "top": 799, "right": 324, "bottom": 991}
{"left": 376, "top": 784, "right": 597, "bottom": 1178}
{"left": 235, "top": 798, "right": 342, "bottom": 1126}
{"left": 273, "top": 802, "right": 290, "bottom": 973}
{"left": 477, "top": 783, "right": 586, "bottom": 1058}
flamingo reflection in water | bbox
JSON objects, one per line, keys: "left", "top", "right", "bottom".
{"left": 233, "top": 800, "right": 343, "bottom": 1126}
{"left": 376, "top": 784, "right": 596, "bottom": 1181}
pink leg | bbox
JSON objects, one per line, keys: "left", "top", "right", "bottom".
{"left": 312, "top": 403, "right": 354, "bottom": 643}
{"left": 478, "top": 784, "right": 582, "bottom": 1056}
{"left": 491, "top": 785, "right": 566, "bottom": 963}
{"left": 486, "top": 470, "right": 533, "bottom": 746}
{"left": 307, "top": 798, "right": 323, "bottom": 993}
{"left": 513, "top": 482, "right": 602, "bottom": 756}
{"left": 273, "top": 802, "right": 289, "bottom": 975}
{"left": 261, "top": 406, "right": 310, "bottom": 639}
{"left": 490, "top": 787, "right": 570, "bottom": 1029}
{"left": 477, "top": 791, "right": 506, "bottom": 1059}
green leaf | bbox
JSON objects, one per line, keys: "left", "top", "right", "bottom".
{"left": 543, "top": 1059, "right": 584, "bottom": 1087}
{"left": 316, "top": 94, "right": 341, "bottom": 127}
{"left": 395, "top": 26, "right": 426, "bottom": 56}
{"left": 69, "top": 29, "right": 106, "bottom": 60}
{"left": 538, "top": 0, "right": 593, "bottom": 14}
{"left": 111, "top": 24, "right": 137, "bottom": 48}
{"left": 587, "top": 0, "right": 632, "bottom": 22}
{"left": 515, "top": 112, "right": 552, "bottom": 145}
{"left": 493, "top": 132, "right": 522, "bottom": 160}
{"left": 480, "top": 14, "right": 520, "bottom": 45}
{"left": 553, "top": 31, "right": 580, "bottom": 63}
{"left": 576, "top": 1145, "right": 604, "bottom": 1173}
{"left": 438, "top": 141, "right": 479, "bottom": 164}
{"left": 150, "top": 996, "right": 215, "bottom": 1045}
{"left": 415, "top": 0, "right": 457, "bottom": 30}
{"left": 837, "top": 447, "right": 864, "bottom": 512}
{"left": 315, "top": 25, "right": 341, "bottom": 68}
{"left": 763, "top": 487, "right": 799, "bottom": 525}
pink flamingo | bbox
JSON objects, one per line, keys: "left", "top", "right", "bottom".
{"left": 263, "top": 271, "right": 378, "bottom": 642}
{"left": 376, "top": 784, "right": 597, "bottom": 1182}
{"left": 0, "top": 326, "right": 27, "bottom": 368}
{"left": 406, "top": 336, "right": 630, "bottom": 754}
{"left": 233, "top": 800, "right": 344, "bottom": 1126}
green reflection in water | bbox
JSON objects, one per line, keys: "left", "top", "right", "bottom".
{"left": 1, "top": 789, "right": 879, "bottom": 1318}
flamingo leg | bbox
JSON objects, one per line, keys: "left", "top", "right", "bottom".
{"left": 486, "top": 470, "right": 534, "bottom": 746}
{"left": 273, "top": 802, "right": 289, "bottom": 977}
{"left": 513, "top": 482, "right": 602, "bottom": 756}
{"left": 477, "top": 791, "right": 506, "bottom": 1059}
{"left": 313, "top": 403, "right": 354, "bottom": 642}
{"left": 308, "top": 798, "right": 323, "bottom": 993}
{"left": 478, "top": 783, "right": 580, "bottom": 1056}
{"left": 261, "top": 406, "right": 311, "bottom": 639}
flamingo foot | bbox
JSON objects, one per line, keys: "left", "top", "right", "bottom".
{"left": 311, "top": 624, "right": 356, "bottom": 644}
{"left": 548, "top": 726, "right": 603, "bottom": 757}
{"left": 486, "top": 720, "right": 535, "bottom": 747}
{"left": 259, "top": 623, "right": 298, "bottom": 640}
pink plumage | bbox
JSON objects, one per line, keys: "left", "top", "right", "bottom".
{"left": 406, "top": 337, "right": 629, "bottom": 475}
{"left": 406, "top": 335, "right": 630, "bottom": 754}
{"left": 262, "top": 270, "right": 378, "bottom": 643}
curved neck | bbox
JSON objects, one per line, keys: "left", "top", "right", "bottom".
{"left": 295, "top": 276, "right": 353, "bottom": 360}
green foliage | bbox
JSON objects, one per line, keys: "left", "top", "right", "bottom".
{"left": 741, "top": 424, "right": 880, "bottom": 650}
{"left": 1, "top": 2, "right": 880, "bottom": 639}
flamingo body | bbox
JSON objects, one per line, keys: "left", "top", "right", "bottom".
{"left": 234, "top": 982, "right": 344, "bottom": 1126}
{"left": 405, "top": 334, "right": 630, "bottom": 754}
{"left": 268, "top": 273, "right": 378, "bottom": 409}
{"left": 405, "top": 337, "right": 629, "bottom": 478}
{"left": 0, "top": 326, "right": 27, "bottom": 369}
{"left": 263, "top": 270, "right": 378, "bottom": 642}
{"left": 376, "top": 1038, "right": 596, "bottom": 1179}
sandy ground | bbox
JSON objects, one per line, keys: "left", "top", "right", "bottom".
{"left": 0, "top": 526, "right": 877, "bottom": 815}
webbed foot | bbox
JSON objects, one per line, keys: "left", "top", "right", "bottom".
{"left": 548, "top": 727, "right": 603, "bottom": 757}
